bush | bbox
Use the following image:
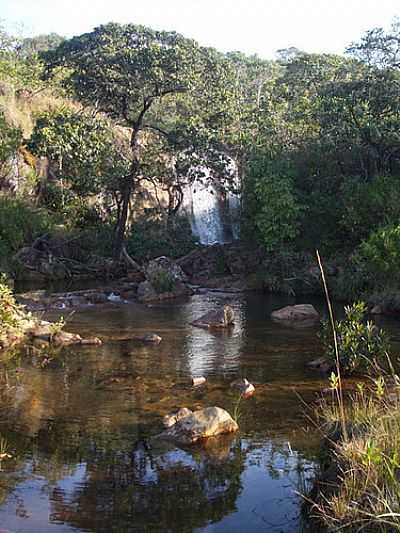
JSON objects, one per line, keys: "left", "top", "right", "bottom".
{"left": 341, "top": 176, "right": 400, "bottom": 246}
{"left": 150, "top": 270, "right": 176, "bottom": 294}
{"left": 0, "top": 277, "right": 28, "bottom": 343}
{"left": 253, "top": 174, "right": 303, "bottom": 251}
{"left": 126, "top": 214, "right": 196, "bottom": 262}
{"left": 357, "top": 224, "right": 400, "bottom": 290}
{"left": 0, "top": 198, "right": 53, "bottom": 268}
{"left": 321, "top": 301, "right": 389, "bottom": 375}
{"left": 0, "top": 110, "right": 22, "bottom": 177}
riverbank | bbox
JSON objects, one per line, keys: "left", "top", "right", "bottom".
{"left": 308, "top": 380, "right": 400, "bottom": 532}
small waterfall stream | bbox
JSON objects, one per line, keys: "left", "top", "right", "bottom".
{"left": 184, "top": 182, "right": 240, "bottom": 245}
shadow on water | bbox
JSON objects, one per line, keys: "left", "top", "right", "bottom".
{"left": 3, "top": 291, "right": 397, "bottom": 532}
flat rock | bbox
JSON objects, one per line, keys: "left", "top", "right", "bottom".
{"left": 307, "top": 356, "right": 333, "bottom": 373}
{"left": 230, "top": 378, "right": 255, "bottom": 397}
{"left": 159, "top": 406, "right": 238, "bottom": 445}
{"left": 133, "top": 333, "right": 162, "bottom": 344}
{"left": 271, "top": 304, "right": 320, "bottom": 322}
{"left": 191, "top": 305, "right": 235, "bottom": 329}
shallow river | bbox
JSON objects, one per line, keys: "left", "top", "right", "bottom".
{"left": 0, "top": 292, "right": 397, "bottom": 532}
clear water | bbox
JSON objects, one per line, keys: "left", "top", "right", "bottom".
{"left": 1, "top": 292, "right": 395, "bottom": 532}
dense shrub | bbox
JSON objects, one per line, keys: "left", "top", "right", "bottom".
{"left": 321, "top": 301, "right": 389, "bottom": 375}
{"left": 253, "top": 174, "right": 303, "bottom": 251}
{"left": 150, "top": 270, "right": 176, "bottom": 293}
{"left": 126, "top": 214, "right": 196, "bottom": 262}
{"left": 341, "top": 176, "right": 400, "bottom": 246}
{"left": 0, "top": 197, "right": 53, "bottom": 263}
{"left": 357, "top": 224, "right": 400, "bottom": 290}
{"left": 0, "top": 111, "right": 22, "bottom": 178}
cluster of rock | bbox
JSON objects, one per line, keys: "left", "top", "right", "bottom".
{"left": 17, "top": 282, "right": 140, "bottom": 312}
{"left": 14, "top": 234, "right": 132, "bottom": 281}
{"left": 176, "top": 242, "right": 263, "bottom": 289}
{"left": 28, "top": 320, "right": 102, "bottom": 347}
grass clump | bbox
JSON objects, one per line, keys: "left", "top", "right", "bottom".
{"left": 312, "top": 379, "right": 400, "bottom": 532}
{"left": 150, "top": 270, "right": 176, "bottom": 294}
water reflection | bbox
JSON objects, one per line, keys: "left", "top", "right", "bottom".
{"left": 0, "top": 293, "right": 326, "bottom": 532}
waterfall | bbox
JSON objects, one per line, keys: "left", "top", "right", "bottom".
{"left": 184, "top": 181, "right": 240, "bottom": 245}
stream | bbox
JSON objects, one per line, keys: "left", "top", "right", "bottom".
{"left": 0, "top": 291, "right": 398, "bottom": 532}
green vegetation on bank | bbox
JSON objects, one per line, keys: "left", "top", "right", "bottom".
{"left": 313, "top": 378, "right": 400, "bottom": 531}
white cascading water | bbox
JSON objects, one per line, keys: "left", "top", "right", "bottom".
{"left": 182, "top": 158, "right": 241, "bottom": 245}
{"left": 184, "top": 181, "right": 240, "bottom": 245}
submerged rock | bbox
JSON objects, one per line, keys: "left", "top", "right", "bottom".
{"left": 29, "top": 321, "right": 101, "bottom": 347}
{"left": 192, "top": 376, "right": 206, "bottom": 386}
{"left": 191, "top": 305, "right": 235, "bottom": 329}
{"left": 134, "top": 333, "right": 162, "bottom": 344}
{"left": 159, "top": 406, "right": 238, "bottom": 445}
{"left": 371, "top": 305, "right": 384, "bottom": 315}
{"left": 271, "top": 304, "right": 320, "bottom": 322}
{"left": 230, "top": 378, "right": 255, "bottom": 397}
{"left": 307, "top": 356, "right": 333, "bottom": 373}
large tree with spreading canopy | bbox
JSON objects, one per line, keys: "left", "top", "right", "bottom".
{"left": 44, "top": 23, "right": 236, "bottom": 257}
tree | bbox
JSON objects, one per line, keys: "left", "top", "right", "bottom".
{"left": 44, "top": 23, "right": 234, "bottom": 258}
{"left": 19, "top": 33, "right": 65, "bottom": 58}
{"left": 0, "top": 111, "right": 22, "bottom": 182}
{"left": 28, "top": 107, "right": 123, "bottom": 197}
{"left": 347, "top": 19, "right": 400, "bottom": 69}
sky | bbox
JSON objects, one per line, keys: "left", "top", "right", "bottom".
{"left": 2, "top": 0, "right": 399, "bottom": 59}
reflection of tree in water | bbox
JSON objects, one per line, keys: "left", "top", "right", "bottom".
{"left": 46, "top": 433, "right": 246, "bottom": 532}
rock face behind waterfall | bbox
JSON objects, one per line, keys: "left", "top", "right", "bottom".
{"left": 159, "top": 407, "right": 239, "bottom": 445}
{"left": 191, "top": 305, "right": 235, "bottom": 329}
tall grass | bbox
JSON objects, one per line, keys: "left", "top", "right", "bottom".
{"left": 310, "top": 251, "right": 400, "bottom": 531}
{"left": 312, "top": 381, "right": 400, "bottom": 531}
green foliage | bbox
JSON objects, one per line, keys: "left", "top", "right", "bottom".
{"left": 20, "top": 33, "right": 65, "bottom": 57}
{"left": 314, "top": 373, "right": 400, "bottom": 530}
{"left": 29, "top": 107, "right": 120, "bottom": 196}
{"left": 0, "top": 111, "right": 22, "bottom": 177}
{"left": 126, "top": 214, "right": 196, "bottom": 262}
{"left": 253, "top": 174, "right": 303, "bottom": 251}
{"left": 340, "top": 176, "right": 400, "bottom": 246}
{"left": 0, "top": 279, "right": 20, "bottom": 331}
{"left": 0, "top": 197, "right": 53, "bottom": 268}
{"left": 150, "top": 270, "right": 176, "bottom": 294}
{"left": 321, "top": 302, "right": 389, "bottom": 375}
{"left": 0, "top": 278, "right": 31, "bottom": 346}
{"left": 357, "top": 224, "right": 400, "bottom": 290}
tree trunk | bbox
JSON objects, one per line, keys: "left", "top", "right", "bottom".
{"left": 113, "top": 176, "right": 133, "bottom": 259}
{"left": 112, "top": 99, "right": 153, "bottom": 259}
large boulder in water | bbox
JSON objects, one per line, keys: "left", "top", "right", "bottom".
{"left": 271, "top": 304, "right": 319, "bottom": 323}
{"left": 191, "top": 305, "right": 235, "bottom": 329}
{"left": 159, "top": 406, "right": 238, "bottom": 445}
{"left": 137, "top": 280, "right": 192, "bottom": 303}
